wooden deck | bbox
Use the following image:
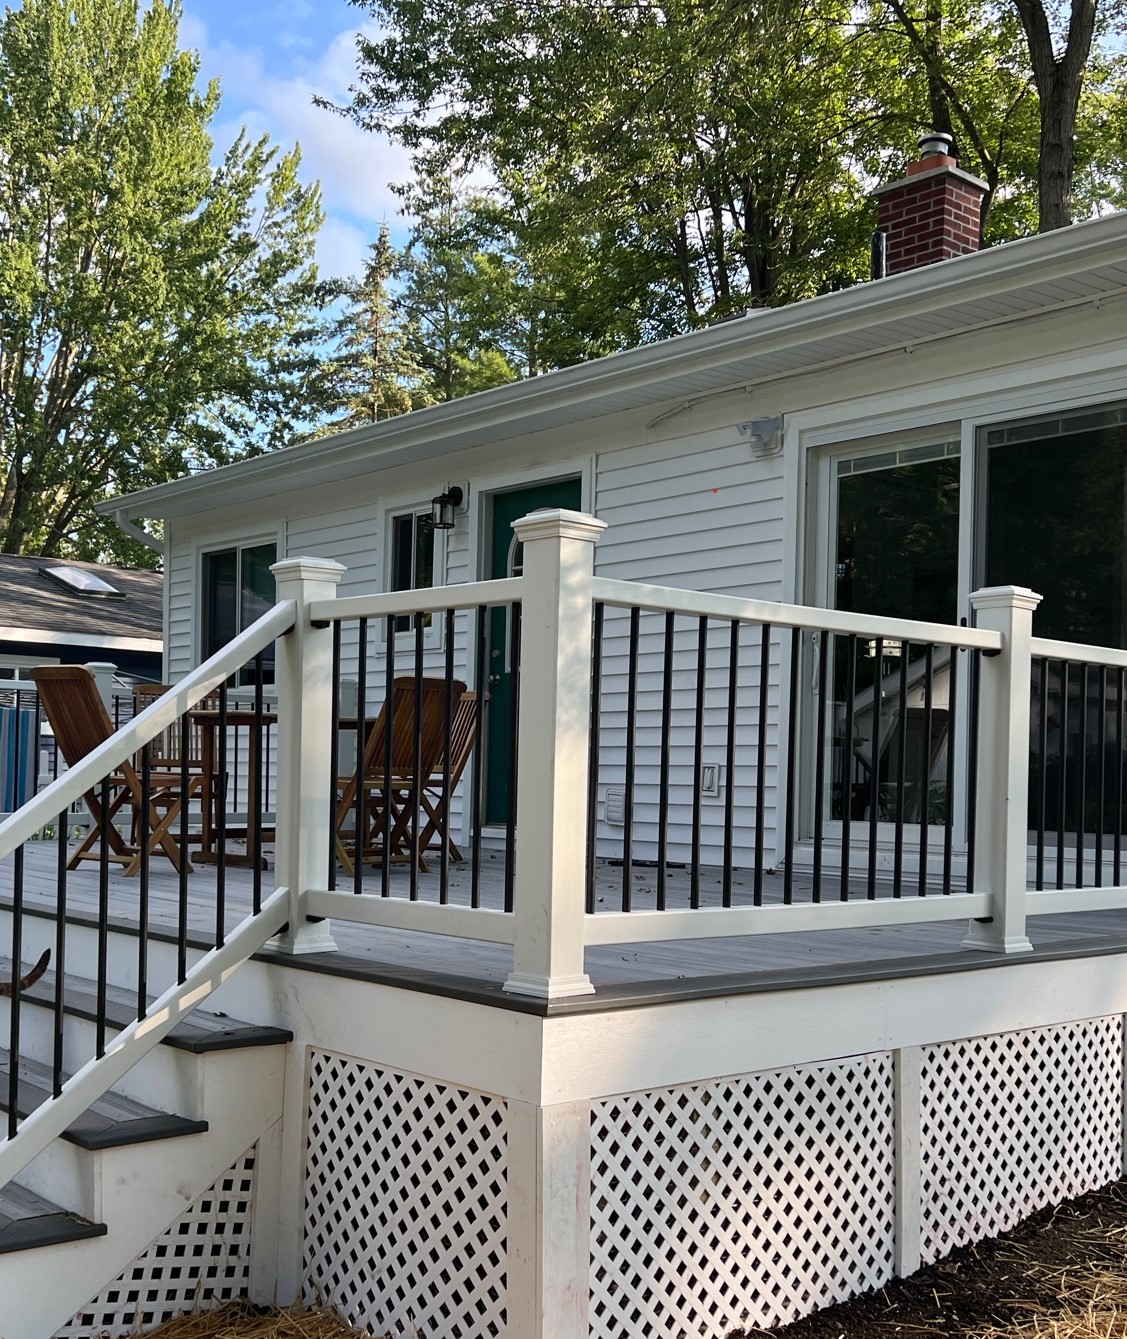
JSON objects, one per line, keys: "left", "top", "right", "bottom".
{"left": 5, "top": 838, "right": 1127, "bottom": 1011}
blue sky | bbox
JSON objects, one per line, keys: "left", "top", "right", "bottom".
{"left": 179, "top": 0, "right": 413, "bottom": 281}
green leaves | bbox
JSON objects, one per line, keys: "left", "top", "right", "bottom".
{"left": 0, "top": 0, "right": 327, "bottom": 560}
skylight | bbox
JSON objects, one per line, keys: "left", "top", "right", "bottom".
{"left": 39, "top": 565, "right": 124, "bottom": 599}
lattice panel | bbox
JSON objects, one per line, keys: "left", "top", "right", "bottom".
{"left": 590, "top": 1054, "right": 896, "bottom": 1337}
{"left": 303, "top": 1050, "right": 507, "bottom": 1337}
{"left": 56, "top": 1147, "right": 257, "bottom": 1339}
{"left": 920, "top": 1016, "right": 1123, "bottom": 1264}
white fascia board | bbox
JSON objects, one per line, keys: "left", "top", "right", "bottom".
{"left": 0, "top": 625, "right": 163, "bottom": 653}
{"left": 102, "top": 210, "right": 1127, "bottom": 522}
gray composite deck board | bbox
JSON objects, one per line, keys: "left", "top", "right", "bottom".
{"left": 3, "top": 839, "right": 1127, "bottom": 1004}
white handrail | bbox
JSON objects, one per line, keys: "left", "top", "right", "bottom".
{"left": 1030, "top": 637, "right": 1127, "bottom": 669}
{"left": 0, "top": 884, "right": 290, "bottom": 1188}
{"left": 591, "top": 577, "right": 1003, "bottom": 651}
{"left": 0, "top": 600, "right": 295, "bottom": 859}
{"left": 310, "top": 576, "right": 524, "bottom": 624}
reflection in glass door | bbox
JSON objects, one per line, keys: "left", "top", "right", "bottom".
{"left": 827, "top": 440, "right": 961, "bottom": 831}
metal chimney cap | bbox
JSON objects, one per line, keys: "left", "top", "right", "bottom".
{"left": 918, "top": 131, "right": 955, "bottom": 159}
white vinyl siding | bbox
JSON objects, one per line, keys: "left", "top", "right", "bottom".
{"left": 590, "top": 428, "right": 786, "bottom": 866}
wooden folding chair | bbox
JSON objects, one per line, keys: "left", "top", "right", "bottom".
{"left": 417, "top": 690, "right": 485, "bottom": 862}
{"left": 335, "top": 676, "right": 467, "bottom": 877}
{"left": 32, "top": 666, "right": 204, "bottom": 877}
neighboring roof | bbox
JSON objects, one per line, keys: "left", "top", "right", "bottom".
{"left": 0, "top": 554, "right": 163, "bottom": 653}
{"left": 105, "top": 210, "right": 1127, "bottom": 522}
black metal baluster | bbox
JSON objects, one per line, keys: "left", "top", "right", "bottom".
{"left": 841, "top": 636, "right": 857, "bottom": 901}
{"left": 353, "top": 619, "right": 368, "bottom": 897}
{"left": 893, "top": 643, "right": 909, "bottom": 899}
{"left": 813, "top": 631, "right": 829, "bottom": 904}
{"left": 1097, "top": 665, "right": 1107, "bottom": 888}
{"left": 966, "top": 651, "right": 980, "bottom": 897}
{"left": 722, "top": 620, "right": 739, "bottom": 908}
{"left": 411, "top": 614, "right": 425, "bottom": 903}
{"left": 53, "top": 810, "right": 68, "bottom": 1097}
{"left": 1077, "top": 663, "right": 1089, "bottom": 888}
{"left": 657, "top": 611, "right": 674, "bottom": 912}
{"left": 690, "top": 616, "right": 707, "bottom": 910}
{"left": 942, "top": 648, "right": 958, "bottom": 895}
{"left": 96, "top": 774, "right": 110, "bottom": 1059}
{"left": 783, "top": 627, "right": 800, "bottom": 906}
{"left": 8, "top": 845, "right": 24, "bottom": 1137}
{"left": 918, "top": 644, "right": 934, "bottom": 897}
{"left": 440, "top": 608, "right": 456, "bottom": 904}
{"left": 586, "top": 603, "right": 604, "bottom": 914}
{"left": 329, "top": 623, "right": 341, "bottom": 893}
{"left": 471, "top": 607, "right": 486, "bottom": 909}
{"left": 253, "top": 652, "right": 265, "bottom": 913}
{"left": 754, "top": 624, "right": 770, "bottom": 908}
{"left": 504, "top": 604, "right": 522, "bottom": 916}
{"left": 1113, "top": 664, "right": 1118, "bottom": 883}
{"left": 178, "top": 712, "right": 190, "bottom": 982}
{"left": 216, "top": 681, "right": 228, "bottom": 946}
{"left": 382, "top": 616, "right": 395, "bottom": 895}
{"left": 868, "top": 639, "right": 883, "bottom": 900}
{"left": 1036, "top": 657, "right": 1049, "bottom": 891}
{"left": 138, "top": 742, "right": 151, "bottom": 1020}
{"left": 623, "top": 607, "right": 641, "bottom": 912}
{"left": 1058, "top": 660, "right": 1069, "bottom": 890}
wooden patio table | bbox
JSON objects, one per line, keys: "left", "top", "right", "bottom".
{"left": 190, "top": 707, "right": 277, "bottom": 866}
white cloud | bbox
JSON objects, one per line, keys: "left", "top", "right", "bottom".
{"left": 181, "top": 13, "right": 413, "bottom": 279}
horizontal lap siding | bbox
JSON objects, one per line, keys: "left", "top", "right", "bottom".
{"left": 166, "top": 530, "right": 194, "bottom": 679}
{"left": 593, "top": 430, "right": 787, "bottom": 866}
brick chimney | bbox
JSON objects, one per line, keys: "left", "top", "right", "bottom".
{"left": 871, "top": 132, "right": 990, "bottom": 276}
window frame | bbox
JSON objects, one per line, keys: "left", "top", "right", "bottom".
{"left": 383, "top": 504, "right": 446, "bottom": 650}
{"left": 198, "top": 537, "right": 279, "bottom": 682}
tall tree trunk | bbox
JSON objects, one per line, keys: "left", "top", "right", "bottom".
{"left": 1011, "top": 0, "right": 1098, "bottom": 231}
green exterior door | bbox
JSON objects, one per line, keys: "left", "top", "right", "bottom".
{"left": 485, "top": 478, "right": 583, "bottom": 824}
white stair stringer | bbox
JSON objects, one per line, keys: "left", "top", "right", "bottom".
{"left": 0, "top": 1043, "right": 287, "bottom": 1339}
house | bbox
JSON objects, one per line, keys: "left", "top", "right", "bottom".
{"left": 4, "top": 142, "right": 1127, "bottom": 1339}
{"left": 0, "top": 554, "right": 162, "bottom": 683}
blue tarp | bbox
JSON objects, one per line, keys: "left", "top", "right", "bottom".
{"left": 0, "top": 705, "right": 37, "bottom": 811}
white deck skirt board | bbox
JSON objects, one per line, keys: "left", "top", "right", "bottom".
{"left": 4, "top": 840, "right": 1127, "bottom": 998}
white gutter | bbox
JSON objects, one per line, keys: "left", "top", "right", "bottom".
{"left": 0, "top": 625, "right": 162, "bottom": 653}
{"left": 100, "top": 209, "right": 1127, "bottom": 520}
{"left": 112, "top": 507, "right": 164, "bottom": 556}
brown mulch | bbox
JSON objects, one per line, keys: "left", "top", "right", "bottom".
{"left": 140, "top": 1180, "right": 1127, "bottom": 1339}
{"left": 734, "top": 1179, "right": 1127, "bottom": 1339}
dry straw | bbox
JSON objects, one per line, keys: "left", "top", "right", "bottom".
{"left": 137, "top": 1301, "right": 370, "bottom": 1339}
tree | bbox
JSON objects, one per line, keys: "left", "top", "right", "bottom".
{"left": 0, "top": 0, "right": 327, "bottom": 561}
{"left": 320, "top": 223, "right": 432, "bottom": 431}
{"left": 340, "top": 0, "right": 880, "bottom": 328}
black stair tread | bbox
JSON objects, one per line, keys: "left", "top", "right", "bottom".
{"left": 0, "top": 1180, "right": 106, "bottom": 1254}
{"left": 0, "top": 955, "right": 292, "bottom": 1052}
{"left": 0, "top": 1047, "right": 208, "bottom": 1150}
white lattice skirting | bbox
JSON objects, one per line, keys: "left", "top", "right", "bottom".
{"left": 300, "top": 1019, "right": 1126, "bottom": 1339}
{"left": 303, "top": 1050, "right": 508, "bottom": 1338}
{"left": 920, "top": 1016, "right": 1124, "bottom": 1264}
{"left": 55, "top": 1147, "right": 257, "bottom": 1339}
{"left": 590, "top": 1054, "right": 897, "bottom": 1337}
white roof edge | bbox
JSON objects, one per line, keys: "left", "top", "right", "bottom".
{"left": 103, "top": 211, "right": 1127, "bottom": 520}
{"left": 0, "top": 627, "right": 163, "bottom": 653}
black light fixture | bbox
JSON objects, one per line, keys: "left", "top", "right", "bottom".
{"left": 431, "top": 484, "right": 464, "bottom": 530}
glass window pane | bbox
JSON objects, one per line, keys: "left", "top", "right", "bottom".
{"left": 985, "top": 423, "right": 1127, "bottom": 645}
{"left": 203, "top": 549, "right": 238, "bottom": 659}
{"left": 413, "top": 514, "right": 435, "bottom": 590}
{"left": 240, "top": 544, "right": 277, "bottom": 630}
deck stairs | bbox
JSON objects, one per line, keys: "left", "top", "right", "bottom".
{"left": 0, "top": 901, "right": 291, "bottom": 1339}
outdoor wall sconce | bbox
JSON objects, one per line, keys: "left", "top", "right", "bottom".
{"left": 431, "top": 485, "right": 465, "bottom": 530}
{"left": 737, "top": 415, "right": 785, "bottom": 458}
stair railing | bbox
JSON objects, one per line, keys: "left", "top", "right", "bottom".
{"left": 0, "top": 596, "right": 297, "bottom": 1187}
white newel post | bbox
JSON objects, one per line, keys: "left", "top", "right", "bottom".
{"left": 503, "top": 509, "right": 607, "bottom": 1000}
{"left": 963, "top": 584, "right": 1041, "bottom": 954}
{"left": 269, "top": 556, "right": 345, "bottom": 955}
{"left": 85, "top": 661, "right": 117, "bottom": 711}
